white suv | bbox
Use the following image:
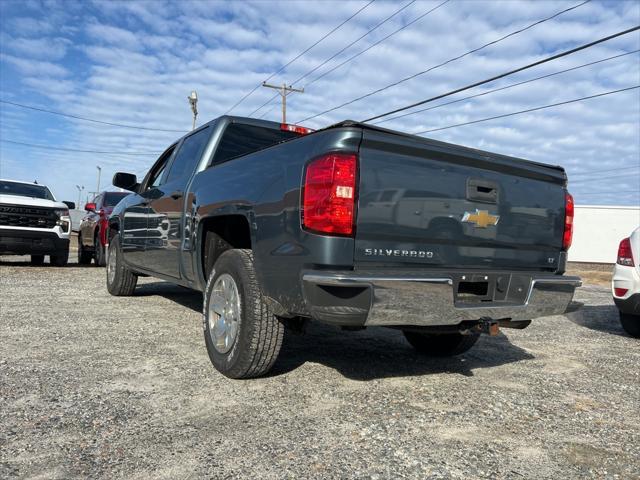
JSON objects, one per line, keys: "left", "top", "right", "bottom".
{"left": 0, "top": 179, "right": 74, "bottom": 266}
{"left": 612, "top": 227, "right": 640, "bottom": 337}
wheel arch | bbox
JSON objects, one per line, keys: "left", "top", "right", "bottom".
{"left": 196, "top": 213, "right": 254, "bottom": 285}
{"left": 107, "top": 216, "right": 120, "bottom": 243}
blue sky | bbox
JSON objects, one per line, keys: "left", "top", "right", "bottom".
{"left": 0, "top": 0, "right": 638, "bottom": 206}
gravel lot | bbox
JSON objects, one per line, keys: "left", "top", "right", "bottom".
{"left": 1, "top": 255, "right": 638, "bottom": 479}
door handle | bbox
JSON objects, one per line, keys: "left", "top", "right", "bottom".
{"left": 466, "top": 178, "right": 498, "bottom": 204}
{"left": 170, "top": 190, "right": 183, "bottom": 200}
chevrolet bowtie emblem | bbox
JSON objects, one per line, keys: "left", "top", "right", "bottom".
{"left": 462, "top": 209, "right": 500, "bottom": 228}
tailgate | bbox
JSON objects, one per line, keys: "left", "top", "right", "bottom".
{"left": 355, "top": 129, "right": 566, "bottom": 271}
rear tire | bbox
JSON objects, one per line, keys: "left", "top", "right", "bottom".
{"left": 50, "top": 249, "right": 68, "bottom": 267}
{"left": 94, "top": 233, "right": 106, "bottom": 267}
{"left": 403, "top": 331, "right": 479, "bottom": 356}
{"left": 78, "top": 235, "right": 92, "bottom": 264}
{"left": 106, "top": 234, "right": 137, "bottom": 296}
{"left": 30, "top": 255, "right": 44, "bottom": 266}
{"left": 620, "top": 312, "right": 640, "bottom": 338}
{"left": 203, "top": 249, "right": 284, "bottom": 379}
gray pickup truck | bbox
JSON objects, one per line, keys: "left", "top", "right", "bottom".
{"left": 107, "top": 116, "right": 580, "bottom": 378}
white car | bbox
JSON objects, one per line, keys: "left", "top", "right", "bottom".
{"left": 612, "top": 227, "right": 640, "bottom": 337}
{"left": 0, "top": 179, "right": 74, "bottom": 266}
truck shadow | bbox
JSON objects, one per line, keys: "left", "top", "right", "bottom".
{"left": 135, "top": 282, "right": 203, "bottom": 311}
{"left": 144, "top": 283, "right": 534, "bottom": 380}
{"left": 271, "top": 323, "right": 534, "bottom": 380}
{"left": 566, "top": 304, "right": 627, "bottom": 337}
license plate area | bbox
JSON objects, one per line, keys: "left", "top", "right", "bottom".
{"left": 453, "top": 273, "right": 530, "bottom": 307}
{"left": 458, "top": 280, "right": 489, "bottom": 298}
{"left": 455, "top": 274, "right": 495, "bottom": 304}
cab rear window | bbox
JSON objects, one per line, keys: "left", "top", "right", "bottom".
{"left": 211, "top": 124, "right": 300, "bottom": 166}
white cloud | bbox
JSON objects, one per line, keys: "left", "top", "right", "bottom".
{"left": 0, "top": 53, "right": 69, "bottom": 77}
{"left": 2, "top": 35, "right": 69, "bottom": 60}
{"left": 85, "top": 23, "right": 142, "bottom": 51}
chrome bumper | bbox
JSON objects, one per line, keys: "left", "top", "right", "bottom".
{"left": 302, "top": 271, "right": 581, "bottom": 327}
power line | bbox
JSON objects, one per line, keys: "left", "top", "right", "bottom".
{"left": 250, "top": 0, "right": 418, "bottom": 117}
{"left": 413, "top": 85, "right": 640, "bottom": 134}
{"left": 248, "top": 93, "right": 280, "bottom": 117}
{"left": 569, "top": 165, "right": 640, "bottom": 177}
{"left": 267, "top": 0, "right": 376, "bottom": 81}
{"left": 372, "top": 49, "right": 640, "bottom": 125}
{"left": 571, "top": 172, "right": 640, "bottom": 183}
{"left": 292, "top": 0, "right": 417, "bottom": 87}
{"left": 226, "top": 0, "right": 376, "bottom": 115}
{"left": 296, "top": 0, "right": 592, "bottom": 123}
{"left": 577, "top": 190, "right": 639, "bottom": 195}
{"left": 1, "top": 139, "right": 160, "bottom": 156}
{"left": 258, "top": 103, "right": 279, "bottom": 120}
{"left": 304, "top": 0, "right": 450, "bottom": 89}
{"left": 0, "top": 99, "right": 187, "bottom": 133}
{"left": 364, "top": 26, "right": 639, "bottom": 123}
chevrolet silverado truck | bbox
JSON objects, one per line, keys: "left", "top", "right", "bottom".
{"left": 0, "top": 179, "right": 74, "bottom": 266}
{"left": 106, "top": 116, "right": 581, "bottom": 378}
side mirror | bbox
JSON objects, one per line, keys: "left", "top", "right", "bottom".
{"left": 113, "top": 172, "right": 138, "bottom": 192}
{"left": 84, "top": 202, "right": 97, "bottom": 212}
{"left": 63, "top": 201, "right": 76, "bottom": 210}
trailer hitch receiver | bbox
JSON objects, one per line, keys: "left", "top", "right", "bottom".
{"left": 476, "top": 318, "right": 500, "bottom": 336}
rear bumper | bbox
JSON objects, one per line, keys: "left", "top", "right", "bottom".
{"left": 612, "top": 263, "right": 640, "bottom": 312}
{"left": 302, "top": 270, "right": 581, "bottom": 327}
{"left": 0, "top": 228, "right": 69, "bottom": 255}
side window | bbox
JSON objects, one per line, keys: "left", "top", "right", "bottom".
{"left": 143, "top": 145, "right": 175, "bottom": 191}
{"left": 164, "top": 127, "right": 211, "bottom": 185}
{"left": 95, "top": 194, "right": 103, "bottom": 208}
{"left": 148, "top": 164, "right": 167, "bottom": 189}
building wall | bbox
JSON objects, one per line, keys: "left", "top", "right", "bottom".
{"left": 569, "top": 205, "right": 640, "bottom": 263}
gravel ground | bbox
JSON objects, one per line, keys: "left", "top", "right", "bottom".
{"left": 1, "top": 256, "right": 638, "bottom": 479}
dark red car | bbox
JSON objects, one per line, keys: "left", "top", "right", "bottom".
{"left": 78, "top": 191, "right": 128, "bottom": 266}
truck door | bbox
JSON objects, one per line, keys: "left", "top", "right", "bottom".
{"left": 144, "top": 126, "right": 211, "bottom": 279}
{"left": 121, "top": 149, "right": 173, "bottom": 268}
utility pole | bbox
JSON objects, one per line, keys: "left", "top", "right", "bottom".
{"left": 261, "top": 82, "right": 304, "bottom": 124}
{"left": 96, "top": 165, "right": 101, "bottom": 194}
{"left": 188, "top": 91, "right": 198, "bottom": 130}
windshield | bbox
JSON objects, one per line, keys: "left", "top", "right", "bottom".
{"left": 0, "top": 181, "right": 55, "bottom": 200}
{"left": 103, "top": 192, "right": 129, "bottom": 207}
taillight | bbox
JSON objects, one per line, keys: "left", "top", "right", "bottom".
{"left": 614, "top": 287, "right": 629, "bottom": 297}
{"left": 617, "top": 237, "right": 635, "bottom": 266}
{"left": 302, "top": 152, "right": 357, "bottom": 236}
{"left": 562, "top": 192, "right": 574, "bottom": 251}
{"left": 281, "top": 123, "right": 313, "bottom": 135}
